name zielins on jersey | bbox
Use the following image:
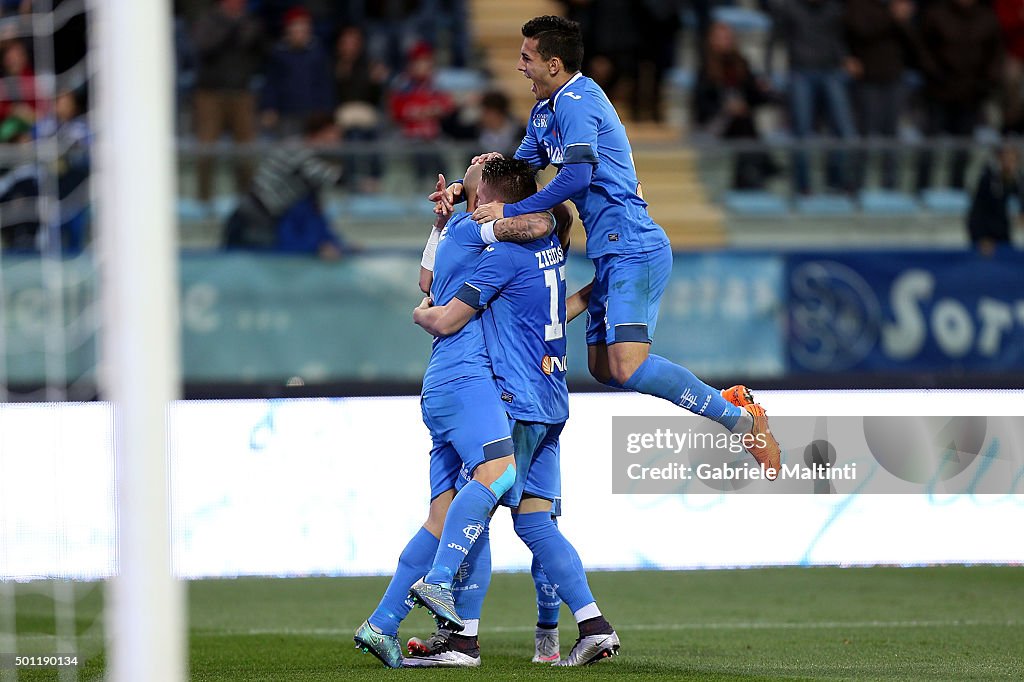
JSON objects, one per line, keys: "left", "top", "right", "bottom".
{"left": 534, "top": 243, "right": 564, "bottom": 269}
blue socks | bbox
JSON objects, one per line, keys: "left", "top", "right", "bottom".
{"left": 622, "top": 354, "right": 742, "bottom": 429}
{"left": 454, "top": 521, "right": 491, "bottom": 622}
{"left": 425, "top": 480, "right": 497, "bottom": 586}
{"left": 532, "top": 555, "right": 561, "bottom": 626}
{"left": 513, "top": 511, "right": 594, "bottom": 612}
{"left": 368, "top": 526, "right": 439, "bottom": 636}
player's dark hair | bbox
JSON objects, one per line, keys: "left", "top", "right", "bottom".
{"left": 521, "top": 15, "right": 583, "bottom": 73}
{"left": 481, "top": 158, "right": 537, "bottom": 204}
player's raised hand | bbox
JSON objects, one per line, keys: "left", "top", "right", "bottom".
{"left": 471, "top": 151, "right": 504, "bottom": 165}
{"left": 472, "top": 202, "right": 505, "bottom": 223}
{"left": 428, "top": 173, "right": 461, "bottom": 216}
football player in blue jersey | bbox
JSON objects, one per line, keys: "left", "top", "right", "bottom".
{"left": 407, "top": 158, "right": 619, "bottom": 667}
{"left": 439, "top": 15, "right": 780, "bottom": 475}
{"left": 354, "top": 161, "right": 561, "bottom": 669}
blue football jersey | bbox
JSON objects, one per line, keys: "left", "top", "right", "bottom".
{"left": 455, "top": 236, "right": 569, "bottom": 424}
{"left": 421, "top": 212, "right": 492, "bottom": 392}
{"left": 515, "top": 73, "right": 669, "bottom": 259}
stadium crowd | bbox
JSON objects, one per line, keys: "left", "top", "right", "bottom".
{"left": 2, "top": 0, "right": 1024, "bottom": 254}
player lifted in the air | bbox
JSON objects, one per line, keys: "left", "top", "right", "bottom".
{"left": 438, "top": 15, "right": 780, "bottom": 476}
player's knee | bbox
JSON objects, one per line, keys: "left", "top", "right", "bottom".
{"left": 608, "top": 346, "right": 648, "bottom": 385}
{"left": 473, "top": 456, "right": 516, "bottom": 497}
{"left": 609, "top": 360, "right": 641, "bottom": 386}
{"left": 421, "top": 517, "right": 443, "bottom": 539}
{"left": 423, "top": 490, "right": 453, "bottom": 538}
{"left": 589, "top": 364, "right": 613, "bottom": 385}
{"left": 513, "top": 510, "right": 553, "bottom": 545}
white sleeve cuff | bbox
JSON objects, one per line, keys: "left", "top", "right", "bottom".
{"left": 420, "top": 227, "right": 441, "bottom": 271}
{"left": 480, "top": 219, "right": 498, "bottom": 244}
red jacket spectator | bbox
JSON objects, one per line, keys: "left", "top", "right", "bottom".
{"left": 995, "top": 0, "right": 1024, "bottom": 61}
{"left": 0, "top": 40, "right": 41, "bottom": 123}
{"left": 388, "top": 43, "right": 454, "bottom": 141}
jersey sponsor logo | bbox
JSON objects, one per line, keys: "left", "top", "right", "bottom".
{"left": 563, "top": 91, "right": 582, "bottom": 100}
{"left": 533, "top": 112, "right": 549, "bottom": 128}
{"left": 541, "top": 355, "right": 568, "bottom": 375}
{"left": 485, "top": 246, "right": 495, "bottom": 252}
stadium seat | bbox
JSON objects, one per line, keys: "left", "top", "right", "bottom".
{"left": 347, "top": 194, "right": 410, "bottom": 220}
{"left": 723, "top": 190, "right": 789, "bottom": 216}
{"left": 324, "top": 197, "right": 347, "bottom": 221}
{"left": 711, "top": 7, "right": 772, "bottom": 33}
{"left": 408, "top": 198, "right": 440, "bottom": 218}
{"left": 176, "top": 197, "right": 208, "bottom": 222}
{"left": 435, "top": 68, "right": 488, "bottom": 94}
{"left": 921, "top": 189, "right": 969, "bottom": 214}
{"left": 210, "top": 196, "right": 237, "bottom": 220}
{"left": 666, "top": 67, "right": 694, "bottom": 92}
{"left": 859, "top": 190, "right": 919, "bottom": 216}
{"left": 795, "top": 194, "right": 856, "bottom": 216}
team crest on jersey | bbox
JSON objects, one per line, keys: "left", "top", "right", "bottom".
{"left": 541, "top": 355, "right": 568, "bottom": 375}
{"left": 463, "top": 523, "right": 484, "bottom": 542}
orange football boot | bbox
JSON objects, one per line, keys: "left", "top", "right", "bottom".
{"left": 720, "top": 385, "right": 755, "bottom": 408}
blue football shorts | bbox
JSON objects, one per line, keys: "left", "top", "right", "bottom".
{"left": 585, "top": 243, "right": 673, "bottom": 346}
{"left": 421, "top": 375, "right": 514, "bottom": 500}
{"left": 457, "top": 420, "right": 563, "bottom": 516}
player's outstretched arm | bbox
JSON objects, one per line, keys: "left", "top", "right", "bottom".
{"left": 566, "top": 280, "right": 593, "bottom": 324}
{"left": 413, "top": 297, "right": 477, "bottom": 337}
{"left": 485, "top": 211, "right": 556, "bottom": 243}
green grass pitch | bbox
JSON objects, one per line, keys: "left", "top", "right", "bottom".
{"left": 9, "top": 566, "right": 1024, "bottom": 680}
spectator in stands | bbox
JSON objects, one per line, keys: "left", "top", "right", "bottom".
{"left": 224, "top": 113, "right": 348, "bottom": 260}
{"left": 45, "top": 88, "right": 91, "bottom": 252}
{"left": 635, "top": 0, "right": 684, "bottom": 122}
{"left": 693, "top": 22, "right": 778, "bottom": 189}
{"left": 845, "top": 0, "right": 915, "bottom": 190}
{"left": 769, "top": 0, "right": 859, "bottom": 194}
{"left": 334, "top": 24, "right": 387, "bottom": 193}
{"left": 261, "top": 6, "right": 334, "bottom": 137}
{"left": 0, "top": 39, "right": 40, "bottom": 129}
{"left": 967, "top": 145, "right": 1022, "bottom": 254}
{"left": 476, "top": 91, "right": 520, "bottom": 160}
{"left": 572, "top": 0, "right": 640, "bottom": 111}
{"left": 909, "top": 0, "right": 1002, "bottom": 191}
{"left": 362, "top": 0, "right": 424, "bottom": 73}
{"left": 0, "top": 115, "right": 38, "bottom": 251}
{"left": 191, "top": 0, "right": 265, "bottom": 202}
{"left": 388, "top": 41, "right": 455, "bottom": 180}
{"left": 995, "top": 0, "right": 1024, "bottom": 133}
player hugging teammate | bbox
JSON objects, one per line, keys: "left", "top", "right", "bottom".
{"left": 354, "top": 14, "right": 782, "bottom": 669}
